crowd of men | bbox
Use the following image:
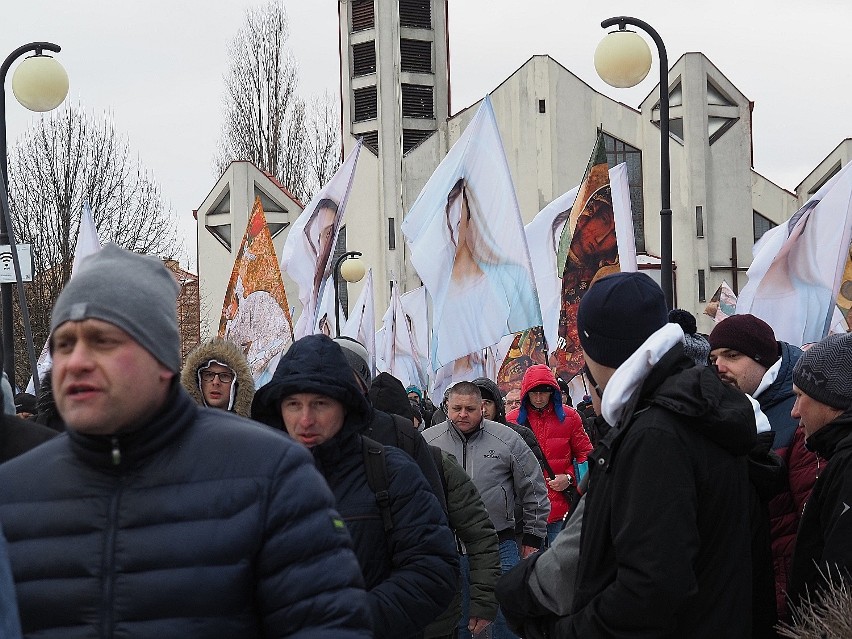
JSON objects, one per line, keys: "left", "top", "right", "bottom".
{"left": 0, "top": 244, "right": 849, "bottom": 638}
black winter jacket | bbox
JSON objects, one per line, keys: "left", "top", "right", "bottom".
{"left": 366, "top": 372, "right": 449, "bottom": 514}
{"left": 788, "top": 414, "right": 852, "bottom": 605}
{"left": 253, "top": 335, "right": 458, "bottom": 639}
{"left": 0, "top": 413, "right": 56, "bottom": 463}
{"left": 0, "top": 382, "right": 371, "bottom": 638}
{"left": 560, "top": 346, "right": 757, "bottom": 638}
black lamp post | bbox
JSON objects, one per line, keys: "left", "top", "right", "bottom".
{"left": 332, "top": 251, "right": 365, "bottom": 336}
{"left": 596, "top": 17, "right": 673, "bottom": 309}
{"left": 1, "top": 42, "right": 68, "bottom": 390}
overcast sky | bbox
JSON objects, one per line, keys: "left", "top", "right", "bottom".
{"left": 2, "top": 0, "right": 849, "bottom": 271}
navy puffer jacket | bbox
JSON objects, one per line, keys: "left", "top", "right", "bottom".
{"left": 0, "top": 382, "right": 371, "bottom": 638}
{"left": 253, "top": 335, "right": 459, "bottom": 639}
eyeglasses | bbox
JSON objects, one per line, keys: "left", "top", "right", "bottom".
{"left": 200, "top": 371, "right": 235, "bottom": 384}
{"left": 582, "top": 364, "right": 603, "bottom": 399}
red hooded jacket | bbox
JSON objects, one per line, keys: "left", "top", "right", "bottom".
{"left": 506, "top": 365, "right": 593, "bottom": 523}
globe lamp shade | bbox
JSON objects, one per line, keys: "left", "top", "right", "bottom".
{"left": 12, "top": 54, "right": 69, "bottom": 112}
{"left": 340, "top": 257, "right": 366, "bottom": 283}
{"left": 594, "top": 30, "right": 652, "bottom": 89}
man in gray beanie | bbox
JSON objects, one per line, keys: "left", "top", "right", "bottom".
{"left": 0, "top": 243, "right": 372, "bottom": 637}
{"left": 502, "top": 272, "right": 757, "bottom": 638}
{"left": 788, "top": 332, "right": 852, "bottom": 607}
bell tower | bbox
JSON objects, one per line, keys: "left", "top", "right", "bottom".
{"left": 338, "top": 0, "right": 450, "bottom": 301}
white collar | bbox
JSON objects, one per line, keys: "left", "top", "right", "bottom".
{"left": 752, "top": 357, "right": 782, "bottom": 399}
{"left": 601, "top": 324, "right": 684, "bottom": 427}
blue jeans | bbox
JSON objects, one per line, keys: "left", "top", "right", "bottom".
{"left": 458, "top": 539, "right": 520, "bottom": 639}
{"left": 546, "top": 520, "right": 563, "bottom": 547}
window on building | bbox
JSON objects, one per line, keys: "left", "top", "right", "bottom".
{"left": 388, "top": 218, "right": 396, "bottom": 250}
{"left": 351, "top": 0, "right": 375, "bottom": 31}
{"left": 354, "top": 85, "right": 378, "bottom": 122}
{"left": 359, "top": 131, "right": 379, "bottom": 155}
{"left": 698, "top": 269, "right": 706, "bottom": 303}
{"left": 696, "top": 205, "right": 704, "bottom": 238}
{"left": 399, "top": 0, "right": 431, "bottom": 29}
{"left": 706, "top": 78, "right": 735, "bottom": 107}
{"left": 753, "top": 210, "right": 777, "bottom": 243}
{"left": 400, "top": 39, "right": 432, "bottom": 73}
{"left": 403, "top": 129, "right": 434, "bottom": 154}
{"left": 401, "top": 84, "right": 434, "bottom": 118}
{"left": 602, "top": 132, "right": 645, "bottom": 252}
{"left": 352, "top": 41, "right": 376, "bottom": 77}
{"left": 708, "top": 117, "right": 739, "bottom": 145}
{"left": 205, "top": 189, "right": 232, "bottom": 250}
{"left": 651, "top": 80, "right": 685, "bottom": 144}
{"left": 538, "top": 99, "right": 546, "bottom": 113}
{"left": 254, "top": 186, "right": 290, "bottom": 238}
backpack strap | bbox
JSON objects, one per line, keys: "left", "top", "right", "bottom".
{"left": 361, "top": 435, "right": 393, "bottom": 534}
{"left": 515, "top": 416, "right": 557, "bottom": 480}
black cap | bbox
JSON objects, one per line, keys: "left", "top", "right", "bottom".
{"left": 578, "top": 272, "right": 668, "bottom": 368}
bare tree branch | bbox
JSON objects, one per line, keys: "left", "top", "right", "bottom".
{"left": 8, "top": 103, "right": 180, "bottom": 383}
{"left": 215, "top": 0, "right": 341, "bottom": 203}
{"left": 305, "top": 92, "right": 342, "bottom": 191}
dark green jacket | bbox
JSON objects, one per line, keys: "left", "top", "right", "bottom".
{"left": 425, "top": 449, "right": 500, "bottom": 638}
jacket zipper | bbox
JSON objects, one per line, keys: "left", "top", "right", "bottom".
{"left": 111, "top": 436, "right": 121, "bottom": 466}
{"left": 101, "top": 442, "right": 123, "bottom": 638}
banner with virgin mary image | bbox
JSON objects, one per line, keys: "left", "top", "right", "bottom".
{"left": 282, "top": 138, "right": 362, "bottom": 339}
{"left": 401, "top": 95, "right": 542, "bottom": 370}
{"left": 550, "top": 131, "right": 620, "bottom": 380}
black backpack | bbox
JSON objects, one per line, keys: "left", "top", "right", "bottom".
{"left": 361, "top": 415, "right": 447, "bottom": 536}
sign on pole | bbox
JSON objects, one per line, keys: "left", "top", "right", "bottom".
{"left": 0, "top": 245, "right": 32, "bottom": 283}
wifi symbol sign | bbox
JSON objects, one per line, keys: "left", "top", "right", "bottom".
{"left": 0, "top": 245, "right": 33, "bottom": 283}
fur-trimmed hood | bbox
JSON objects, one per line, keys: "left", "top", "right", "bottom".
{"left": 180, "top": 338, "right": 255, "bottom": 417}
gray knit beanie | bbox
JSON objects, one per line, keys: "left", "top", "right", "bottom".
{"left": 682, "top": 333, "right": 711, "bottom": 367}
{"left": 792, "top": 333, "right": 852, "bottom": 410}
{"left": 333, "top": 336, "right": 372, "bottom": 390}
{"left": 50, "top": 243, "right": 181, "bottom": 372}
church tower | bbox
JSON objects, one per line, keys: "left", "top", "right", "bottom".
{"left": 338, "top": 0, "right": 450, "bottom": 303}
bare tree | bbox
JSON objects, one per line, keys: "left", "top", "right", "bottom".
{"left": 215, "top": 0, "right": 340, "bottom": 203}
{"left": 8, "top": 103, "right": 179, "bottom": 383}
{"left": 278, "top": 95, "right": 310, "bottom": 201}
{"left": 305, "top": 92, "right": 342, "bottom": 191}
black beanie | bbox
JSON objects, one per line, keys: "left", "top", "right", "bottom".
{"left": 577, "top": 272, "right": 668, "bottom": 369}
{"left": 792, "top": 333, "right": 852, "bottom": 410}
{"left": 668, "top": 308, "right": 697, "bottom": 334}
{"left": 708, "top": 314, "right": 779, "bottom": 368}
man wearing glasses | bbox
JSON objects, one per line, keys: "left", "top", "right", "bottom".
{"left": 181, "top": 337, "right": 255, "bottom": 417}
{"left": 504, "top": 388, "right": 522, "bottom": 413}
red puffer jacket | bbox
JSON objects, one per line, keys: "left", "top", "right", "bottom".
{"left": 506, "top": 365, "right": 593, "bottom": 523}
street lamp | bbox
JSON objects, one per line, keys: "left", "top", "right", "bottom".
{"left": 1, "top": 43, "right": 69, "bottom": 389}
{"left": 333, "top": 251, "right": 365, "bottom": 335}
{"left": 596, "top": 17, "right": 673, "bottom": 310}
